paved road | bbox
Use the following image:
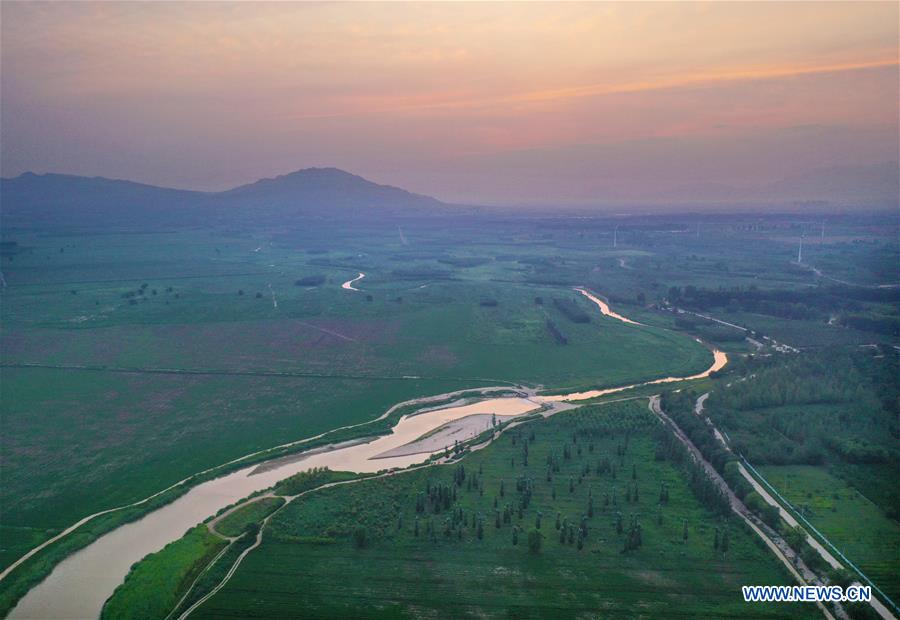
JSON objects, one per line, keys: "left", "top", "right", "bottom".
{"left": 689, "top": 393, "right": 897, "bottom": 620}
{"left": 649, "top": 395, "right": 837, "bottom": 620}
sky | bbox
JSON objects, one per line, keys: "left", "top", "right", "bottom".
{"left": 1, "top": 1, "right": 898, "bottom": 207}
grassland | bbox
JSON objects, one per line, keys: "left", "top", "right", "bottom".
{"left": 1, "top": 225, "right": 712, "bottom": 550}
{"left": 181, "top": 401, "right": 814, "bottom": 619}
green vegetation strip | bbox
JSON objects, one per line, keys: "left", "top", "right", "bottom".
{"left": 214, "top": 497, "right": 285, "bottom": 538}
{"left": 101, "top": 526, "right": 227, "bottom": 620}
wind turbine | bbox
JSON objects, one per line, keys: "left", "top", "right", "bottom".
{"left": 613, "top": 226, "right": 618, "bottom": 249}
{"left": 797, "top": 233, "right": 804, "bottom": 263}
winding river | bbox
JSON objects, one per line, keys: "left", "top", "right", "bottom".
{"left": 341, "top": 272, "right": 365, "bottom": 291}
{"left": 7, "top": 289, "right": 726, "bottom": 619}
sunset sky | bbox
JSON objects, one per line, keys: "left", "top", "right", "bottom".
{"left": 2, "top": 1, "right": 897, "bottom": 206}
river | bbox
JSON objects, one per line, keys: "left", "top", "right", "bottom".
{"left": 341, "top": 272, "right": 365, "bottom": 291}
{"left": 7, "top": 289, "right": 726, "bottom": 619}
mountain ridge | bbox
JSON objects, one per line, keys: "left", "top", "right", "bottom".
{"left": 0, "top": 167, "right": 452, "bottom": 227}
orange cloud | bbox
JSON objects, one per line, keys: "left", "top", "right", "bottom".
{"left": 285, "top": 56, "right": 898, "bottom": 120}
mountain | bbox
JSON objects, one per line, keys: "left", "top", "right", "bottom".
{"left": 0, "top": 167, "right": 450, "bottom": 228}
{"left": 0, "top": 172, "right": 208, "bottom": 227}
{"left": 221, "top": 167, "right": 446, "bottom": 215}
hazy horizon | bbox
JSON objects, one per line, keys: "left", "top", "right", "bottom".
{"left": 2, "top": 2, "right": 898, "bottom": 208}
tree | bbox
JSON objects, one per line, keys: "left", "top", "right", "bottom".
{"left": 353, "top": 526, "right": 367, "bottom": 549}
{"left": 512, "top": 526, "right": 519, "bottom": 546}
{"left": 528, "top": 529, "right": 542, "bottom": 553}
{"left": 785, "top": 525, "right": 805, "bottom": 550}
{"left": 720, "top": 529, "right": 729, "bottom": 555}
{"left": 682, "top": 519, "right": 689, "bottom": 543}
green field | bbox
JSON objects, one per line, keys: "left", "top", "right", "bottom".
{"left": 180, "top": 401, "right": 813, "bottom": 619}
{"left": 758, "top": 465, "right": 900, "bottom": 603}
{"left": 3, "top": 213, "right": 897, "bottom": 617}
{"left": 1, "top": 226, "right": 713, "bottom": 555}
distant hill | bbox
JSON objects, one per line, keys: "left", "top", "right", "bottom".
{"left": 221, "top": 167, "right": 446, "bottom": 215}
{"left": 0, "top": 172, "right": 207, "bottom": 227}
{"left": 0, "top": 167, "right": 450, "bottom": 228}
